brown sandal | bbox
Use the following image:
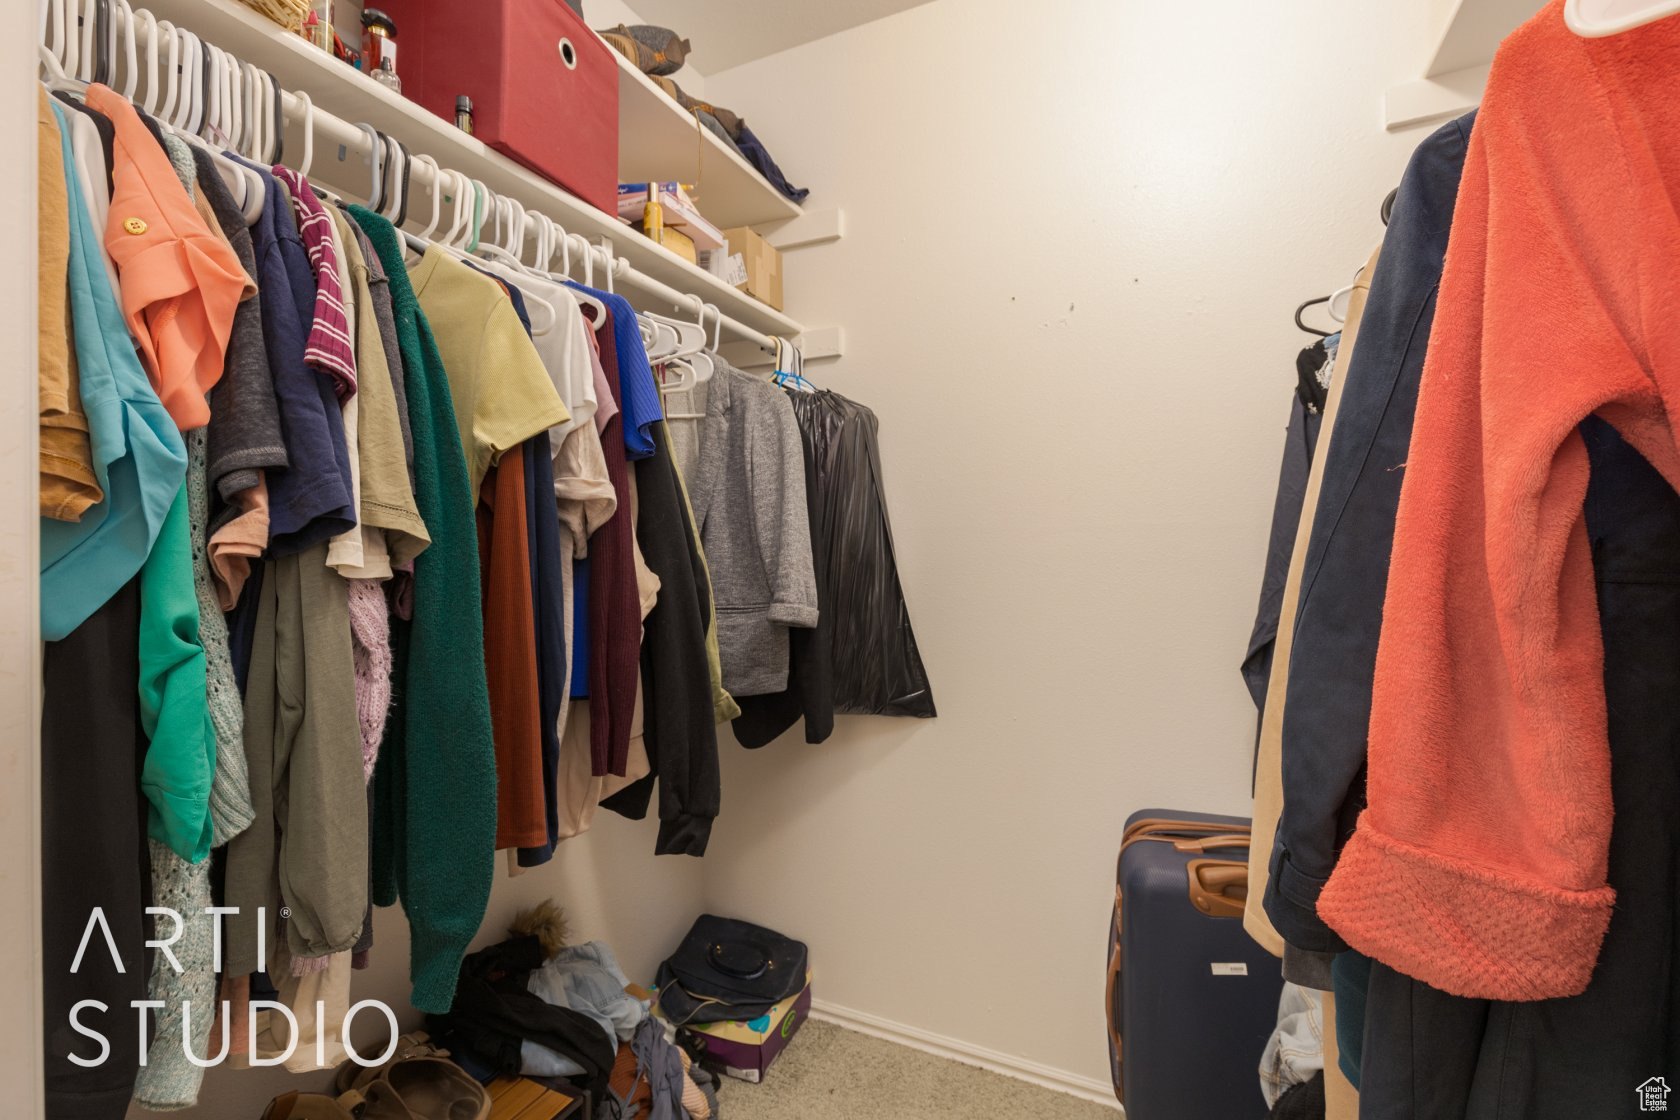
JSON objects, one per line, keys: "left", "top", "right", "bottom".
{"left": 327, "top": 1035, "right": 489, "bottom": 1120}
{"left": 261, "top": 1089, "right": 371, "bottom": 1120}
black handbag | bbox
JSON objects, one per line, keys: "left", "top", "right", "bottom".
{"left": 655, "top": 916, "right": 808, "bottom": 1026}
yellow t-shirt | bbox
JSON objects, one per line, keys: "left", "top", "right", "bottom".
{"left": 407, "top": 247, "right": 570, "bottom": 492}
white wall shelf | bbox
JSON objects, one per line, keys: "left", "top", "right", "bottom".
{"left": 140, "top": 0, "right": 810, "bottom": 340}
{"left": 612, "top": 49, "right": 804, "bottom": 231}
{"left": 1384, "top": 0, "right": 1539, "bottom": 130}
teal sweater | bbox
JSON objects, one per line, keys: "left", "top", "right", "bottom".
{"left": 350, "top": 207, "right": 498, "bottom": 1014}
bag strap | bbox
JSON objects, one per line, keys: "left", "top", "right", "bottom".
{"left": 653, "top": 981, "right": 732, "bottom": 1029}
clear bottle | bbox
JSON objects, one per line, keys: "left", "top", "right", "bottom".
{"left": 373, "top": 58, "right": 402, "bottom": 93}
{"left": 455, "top": 95, "right": 475, "bottom": 135}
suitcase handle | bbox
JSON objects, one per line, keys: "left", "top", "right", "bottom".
{"left": 1122, "top": 817, "right": 1249, "bottom": 847}
{"left": 1172, "top": 836, "right": 1250, "bottom": 853}
{"left": 1188, "top": 859, "right": 1248, "bottom": 918}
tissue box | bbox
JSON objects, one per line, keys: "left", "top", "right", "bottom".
{"left": 672, "top": 978, "right": 812, "bottom": 1083}
{"left": 617, "top": 183, "right": 725, "bottom": 251}
{"left": 721, "top": 227, "right": 783, "bottom": 312}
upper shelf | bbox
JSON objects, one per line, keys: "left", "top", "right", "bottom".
{"left": 138, "top": 0, "right": 806, "bottom": 338}
{"left": 1383, "top": 0, "right": 1540, "bottom": 131}
{"left": 611, "top": 49, "right": 804, "bottom": 231}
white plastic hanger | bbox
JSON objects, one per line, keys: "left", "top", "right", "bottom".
{"left": 473, "top": 195, "right": 560, "bottom": 336}
{"left": 167, "top": 28, "right": 196, "bottom": 132}
{"left": 380, "top": 133, "right": 406, "bottom": 224}
{"left": 642, "top": 315, "right": 679, "bottom": 361}
{"left": 110, "top": 0, "right": 137, "bottom": 100}
{"left": 552, "top": 232, "right": 608, "bottom": 324}
{"left": 684, "top": 296, "right": 716, "bottom": 383}
{"left": 219, "top": 48, "right": 242, "bottom": 151}
{"left": 176, "top": 36, "right": 267, "bottom": 223}
{"left": 443, "top": 170, "right": 473, "bottom": 249}
{"left": 133, "top": 6, "right": 159, "bottom": 113}
{"left": 38, "top": 0, "right": 80, "bottom": 91}
{"left": 178, "top": 30, "right": 203, "bottom": 134}
{"left": 156, "top": 18, "right": 180, "bottom": 123}
{"left": 646, "top": 309, "right": 707, "bottom": 360}
{"left": 72, "top": 0, "right": 95, "bottom": 83}
{"left": 244, "top": 60, "right": 268, "bottom": 160}
{"left": 534, "top": 218, "right": 606, "bottom": 325}
{"left": 410, "top": 154, "right": 444, "bottom": 239}
{"left": 571, "top": 233, "right": 597, "bottom": 288}
{"left": 201, "top": 42, "right": 223, "bottom": 142}
{"left": 343, "top": 121, "right": 383, "bottom": 209}
{"left": 1565, "top": 0, "right": 1680, "bottom": 35}
{"left": 529, "top": 211, "right": 553, "bottom": 272}
{"left": 41, "top": 0, "right": 65, "bottom": 77}
{"left": 292, "top": 88, "right": 315, "bottom": 179}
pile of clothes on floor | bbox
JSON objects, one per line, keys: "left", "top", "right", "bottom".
{"left": 431, "top": 902, "right": 722, "bottom": 1119}
{"left": 261, "top": 902, "right": 720, "bottom": 1119}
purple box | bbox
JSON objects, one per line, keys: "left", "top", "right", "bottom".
{"left": 677, "top": 980, "right": 813, "bottom": 1083}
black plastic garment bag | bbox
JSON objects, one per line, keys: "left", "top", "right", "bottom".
{"left": 734, "top": 386, "right": 936, "bottom": 745}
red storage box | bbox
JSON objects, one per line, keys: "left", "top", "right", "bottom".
{"left": 382, "top": 0, "right": 618, "bottom": 214}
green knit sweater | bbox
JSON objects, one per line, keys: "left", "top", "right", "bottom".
{"left": 349, "top": 207, "right": 497, "bottom": 1014}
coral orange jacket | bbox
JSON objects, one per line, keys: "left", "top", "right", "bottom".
{"left": 1318, "top": 2, "right": 1680, "bottom": 1001}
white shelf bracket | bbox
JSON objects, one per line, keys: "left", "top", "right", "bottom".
{"left": 720, "top": 325, "right": 845, "bottom": 370}
{"left": 763, "top": 208, "right": 845, "bottom": 251}
{"left": 1383, "top": 63, "right": 1490, "bottom": 132}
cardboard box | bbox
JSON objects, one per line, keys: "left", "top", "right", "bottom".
{"left": 699, "top": 249, "right": 748, "bottom": 287}
{"left": 721, "top": 226, "right": 784, "bottom": 312}
{"left": 674, "top": 977, "right": 812, "bottom": 1083}
{"left": 656, "top": 226, "right": 697, "bottom": 265}
{"left": 486, "top": 1075, "right": 583, "bottom": 1119}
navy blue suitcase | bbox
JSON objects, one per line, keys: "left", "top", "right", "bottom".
{"left": 1106, "top": 810, "right": 1284, "bottom": 1118}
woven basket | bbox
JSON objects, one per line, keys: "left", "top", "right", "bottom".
{"left": 238, "top": 0, "right": 310, "bottom": 34}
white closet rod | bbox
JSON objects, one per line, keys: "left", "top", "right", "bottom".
{"left": 74, "top": 1, "right": 791, "bottom": 357}
{"left": 275, "top": 94, "right": 782, "bottom": 353}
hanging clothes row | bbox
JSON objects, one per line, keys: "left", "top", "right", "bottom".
{"left": 1241, "top": 3, "right": 1680, "bottom": 1116}
{"left": 33, "top": 20, "right": 932, "bottom": 1115}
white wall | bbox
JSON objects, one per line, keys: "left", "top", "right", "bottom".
{"left": 696, "top": 0, "right": 1450, "bottom": 1100}
{"left": 5, "top": 10, "right": 42, "bottom": 1116}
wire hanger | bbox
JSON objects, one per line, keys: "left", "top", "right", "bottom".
{"left": 1294, "top": 296, "right": 1333, "bottom": 338}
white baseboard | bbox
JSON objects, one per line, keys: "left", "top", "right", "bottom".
{"left": 808, "top": 999, "right": 1123, "bottom": 1112}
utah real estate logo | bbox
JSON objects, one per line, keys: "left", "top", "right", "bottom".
{"left": 1639, "top": 1076, "right": 1672, "bottom": 1112}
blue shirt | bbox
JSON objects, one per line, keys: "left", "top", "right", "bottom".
{"left": 229, "top": 154, "right": 355, "bottom": 555}
{"left": 565, "top": 287, "right": 665, "bottom": 697}
{"left": 566, "top": 285, "right": 663, "bottom": 460}
{"left": 41, "top": 100, "right": 186, "bottom": 642}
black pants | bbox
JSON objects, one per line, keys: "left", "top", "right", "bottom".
{"left": 42, "top": 577, "right": 151, "bottom": 1120}
{"left": 1359, "top": 418, "right": 1680, "bottom": 1118}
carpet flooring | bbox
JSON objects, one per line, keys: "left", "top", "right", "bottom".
{"left": 714, "top": 1019, "right": 1118, "bottom": 1119}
